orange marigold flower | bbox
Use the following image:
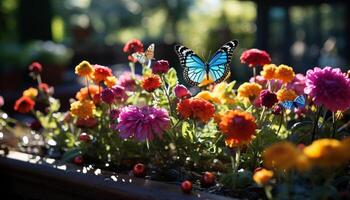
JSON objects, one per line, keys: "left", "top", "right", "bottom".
{"left": 219, "top": 110, "right": 256, "bottom": 147}
{"left": 177, "top": 98, "right": 215, "bottom": 123}
{"left": 23, "top": 87, "right": 38, "bottom": 98}
{"left": 303, "top": 139, "right": 348, "bottom": 168}
{"left": 141, "top": 74, "right": 162, "bottom": 92}
{"left": 263, "top": 142, "right": 299, "bottom": 171}
{"left": 14, "top": 96, "right": 35, "bottom": 113}
{"left": 75, "top": 61, "right": 94, "bottom": 77}
{"left": 70, "top": 100, "right": 95, "bottom": 119}
{"left": 275, "top": 64, "right": 295, "bottom": 84}
{"left": 76, "top": 85, "right": 102, "bottom": 103}
{"left": 91, "top": 65, "right": 112, "bottom": 83}
{"left": 253, "top": 168, "right": 274, "bottom": 185}
{"left": 276, "top": 88, "right": 297, "bottom": 102}
{"left": 104, "top": 76, "right": 117, "bottom": 88}
{"left": 237, "top": 82, "right": 262, "bottom": 100}
{"left": 261, "top": 64, "right": 277, "bottom": 80}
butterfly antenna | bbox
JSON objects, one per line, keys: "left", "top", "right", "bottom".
{"left": 207, "top": 50, "right": 212, "bottom": 62}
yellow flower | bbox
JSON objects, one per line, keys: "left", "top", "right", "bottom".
{"left": 237, "top": 82, "right": 262, "bottom": 100}
{"left": 70, "top": 100, "right": 95, "bottom": 119}
{"left": 263, "top": 141, "right": 299, "bottom": 171}
{"left": 23, "top": 87, "right": 38, "bottom": 98}
{"left": 295, "top": 154, "right": 312, "bottom": 172}
{"left": 261, "top": 64, "right": 277, "bottom": 80}
{"left": 276, "top": 88, "right": 297, "bottom": 102}
{"left": 196, "top": 91, "right": 220, "bottom": 103}
{"left": 196, "top": 82, "right": 235, "bottom": 105}
{"left": 212, "top": 82, "right": 235, "bottom": 104}
{"left": 303, "top": 139, "right": 348, "bottom": 168}
{"left": 253, "top": 168, "right": 274, "bottom": 185}
{"left": 75, "top": 61, "right": 94, "bottom": 77}
{"left": 275, "top": 64, "right": 295, "bottom": 84}
{"left": 104, "top": 76, "right": 117, "bottom": 88}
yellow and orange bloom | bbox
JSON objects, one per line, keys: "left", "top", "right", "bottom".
{"left": 303, "top": 139, "right": 348, "bottom": 168}
{"left": 70, "top": 100, "right": 96, "bottom": 119}
{"left": 75, "top": 61, "right": 94, "bottom": 77}
{"left": 177, "top": 98, "right": 215, "bottom": 123}
{"left": 219, "top": 110, "right": 257, "bottom": 147}
{"left": 237, "top": 82, "right": 262, "bottom": 100}
{"left": 141, "top": 74, "right": 162, "bottom": 92}
{"left": 275, "top": 64, "right": 295, "bottom": 84}
{"left": 253, "top": 168, "right": 274, "bottom": 185}
{"left": 276, "top": 88, "right": 297, "bottom": 102}
{"left": 23, "top": 87, "right": 38, "bottom": 98}
{"left": 104, "top": 76, "right": 117, "bottom": 88}
{"left": 261, "top": 64, "right": 277, "bottom": 80}
{"left": 263, "top": 142, "right": 299, "bottom": 171}
{"left": 76, "top": 85, "right": 102, "bottom": 103}
{"left": 91, "top": 65, "right": 112, "bottom": 83}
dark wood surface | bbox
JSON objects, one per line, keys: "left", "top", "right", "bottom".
{"left": 0, "top": 151, "right": 235, "bottom": 200}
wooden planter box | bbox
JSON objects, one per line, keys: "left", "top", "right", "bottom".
{"left": 0, "top": 151, "right": 235, "bottom": 200}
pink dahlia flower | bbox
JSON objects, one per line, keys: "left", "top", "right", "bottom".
{"left": 304, "top": 67, "right": 350, "bottom": 112}
{"left": 287, "top": 73, "right": 306, "bottom": 95}
{"left": 115, "top": 106, "right": 170, "bottom": 141}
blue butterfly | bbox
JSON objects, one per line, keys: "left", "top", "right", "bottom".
{"left": 281, "top": 95, "right": 306, "bottom": 110}
{"left": 174, "top": 40, "right": 238, "bottom": 86}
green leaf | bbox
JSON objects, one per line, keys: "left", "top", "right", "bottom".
{"left": 164, "top": 68, "right": 178, "bottom": 88}
{"left": 61, "top": 148, "right": 82, "bottom": 162}
{"left": 226, "top": 80, "right": 236, "bottom": 93}
{"left": 49, "top": 97, "right": 60, "bottom": 113}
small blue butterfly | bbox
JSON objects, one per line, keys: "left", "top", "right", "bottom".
{"left": 281, "top": 95, "right": 306, "bottom": 110}
{"left": 174, "top": 40, "right": 238, "bottom": 86}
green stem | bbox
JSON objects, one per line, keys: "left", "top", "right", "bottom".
{"left": 277, "top": 111, "right": 284, "bottom": 134}
{"left": 311, "top": 106, "right": 322, "bottom": 142}
{"left": 253, "top": 67, "right": 257, "bottom": 82}
{"left": 161, "top": 75, "right": 173, "bottom": 116}
{"left": 231, "top": 147, "right": 241, "bottom": 189}
{"left": 331, "top": 112, "right": 336, "bottom": 138}
{"left": 129, "top": 62, "right": 135, "bottom": 76}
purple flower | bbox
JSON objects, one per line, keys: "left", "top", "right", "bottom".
{"left": 272, "top": 105, "right": 282, "bottom": 115}
{"left": 112, "top": 85, "right": 128, "bottom": 102}
{"left": 304, "top": 67, "right": 350, "bottom": 112}
{"left": 249, "top": 75, "right": 267, "bottom": 86}
{"left": 114, "top": 106, "right": 170, "bottom": 141}
{"left": 174, "top": 84, "right": 191, "bottom": 99}
{"left": 259, "top": 90, "right": 278, "bottom": 108}
{"left": 101, "top": 88, "right": 115, "bottom": 104}
{"left": 287, "top": 73, "right": 306, "bottom": 95}
{"left": 110, "top": 109, "right": 120, "bottom": 120}
{"left": 152, "top": 60, "right": 170, "bottom": 74}
{"left": 118, "top": 72, "right": 141, "bottom": 91}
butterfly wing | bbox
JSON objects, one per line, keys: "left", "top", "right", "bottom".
{"left": 208, "top": 40, "right": 238, "bottom": 83}
{"left": 145, "top": 43, "right": 155, "bottom": 60}
{"left": 131, "top": 52, "right": 148, "bottom": 65}
{"left": 294, "top": 95, "right": 306, "bottom": 108}
{"left": 174, "top": 45, "right": 206, "bottom": 86}
{"left": 281, "top": 101, "right": 295, "bottom": 110}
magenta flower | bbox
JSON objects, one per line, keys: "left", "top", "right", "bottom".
{"left": 259, "top": 90, "right": 278, "bottom": 108}
{"left": 112, "top": 85, "right": 128, "bottom": 102}
{"left": 304, "top": 67, "right": 350, "bottom": 112}
{"left": 287, "top": 73, "right": 306, "bottom": 95}
{"left": 0, "top": 96, "right": 4, "bottom": 108}
{"left": 118, "top": 72, "right": 141, "bottom": 91}
{"left": 152, "top": 60, "right": 170, "bottom": 74}
{"left": 115, "top": 106, "right": 170, "bottom": 141}
{"left": 249, "top": 75, "right": 267, "bottom": 86}
{"left": 101, "top": 88, "right": 115, "bottom": 104}
{"left": 174, "top": 84, "right": 191, "bottom": 99}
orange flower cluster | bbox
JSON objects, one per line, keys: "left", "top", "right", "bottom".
{"left": 92, "top": 65, "right": 113, "bottom": 83}
{"left": 260, "top": 64, "right": 295, "bottom": 84}
{"left": 263, "top": 138, "right": 350, "bottom": 172}
{"left": 218, "top": 110, "right": 256, "bottom": 147}
{"left": 177, "top": 98, "right": 215, "bottom": 123}
{"left": 141, "top": 74, "right": 162, "bottom": 92}
{"left": 76, "top": 85, "right": 103, "bottom": 103}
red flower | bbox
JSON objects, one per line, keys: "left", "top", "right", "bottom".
{"left": 152, "top": 60, "right": 170, "bottom": 74}
{"left": 91, "top": 65, "right": 112, "bottom": 83}
{"left": 141, "top": 74, "right": 162, "bottom": 92}
{"left": 240, "top": 49, "right": 271, "bottom": 68}
{"left": 38, "top": 83, "right": 51, "bottom": 94}
{"left": 123, "top": 39, "right": 144, "bottom": 62}
{"left": 14, "top": 96, "right": 35, "bottom": 113}
{"left": 123, "top": 39, "right": 144, "bottom": 54}
{"left": 259, "top": 90, "right": 278, "bottom": 108}
{"left": 177, "top": 98, "right": 215, "bottom": 123}
{"left": 76, "top": 117, "right": 98, "bottom": 128}
{"left": 29, "top": 62, "right": 42, "bottom": 73}
{"left": 181, "top": 180, "right": 192, "bottom": 193}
